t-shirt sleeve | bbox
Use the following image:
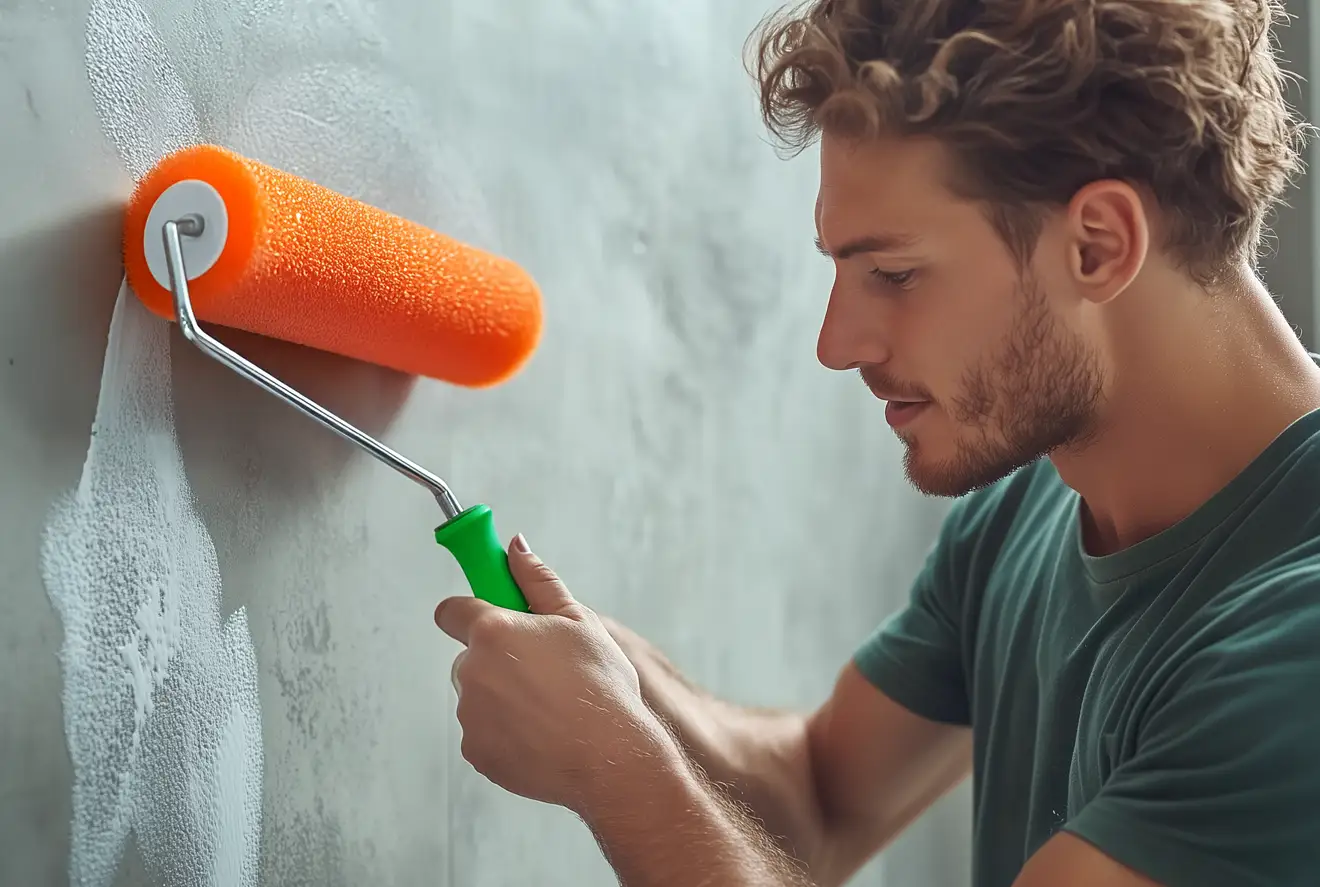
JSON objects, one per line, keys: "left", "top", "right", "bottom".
{"left": 852, "top": 498, "right": 977, "bottom": 727}
{"left": 1063, "top": 586, "right": 1320, "bottom": 886}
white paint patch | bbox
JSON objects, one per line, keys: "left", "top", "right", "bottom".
{"left": 106, "top": 0, "right": 497, "bottom": 250}
{"left": 227, "top": 60, "right": 494, "bottom": 249}
{"left": 42, "top": 287, "right": 264, "bottom": 887}
{"left": 84, "top": 0, "right": 200, "bottom": 178}
{"left": 37, "top": 1, "right": 264, "bottom": 885}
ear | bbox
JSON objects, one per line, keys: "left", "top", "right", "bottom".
{"left": 1064, "top": 180, "right": 1149, "bottom": 304}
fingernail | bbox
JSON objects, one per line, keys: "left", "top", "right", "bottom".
{"left": 511, "top": 533, "right": 530, "bottom": 554}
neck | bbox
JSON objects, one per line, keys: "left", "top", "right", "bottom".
{"left": 1051, "top": 265, "right": 1320, "bottom": 556}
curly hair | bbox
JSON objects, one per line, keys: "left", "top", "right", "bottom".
{"left": 749, "top": 0, "right": 1309, "bottom": 283}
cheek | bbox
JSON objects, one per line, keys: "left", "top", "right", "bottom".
{"left": 916, "top": 270, "right": 1021, "bottom": 379}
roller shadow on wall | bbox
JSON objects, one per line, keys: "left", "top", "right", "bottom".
{"left": 0, "top": 200, "right": 126, "bottom": 457}
{"left": 170, "top": 322, "right": 417, "bottom": 510}
{"left": 0, "top": 188, "right": 416, "bottom": 513}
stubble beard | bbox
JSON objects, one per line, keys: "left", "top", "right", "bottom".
{"left": 901, "top": 274, "right": 1106, "bottom": 497}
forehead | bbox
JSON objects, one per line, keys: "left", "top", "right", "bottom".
{"left": 815, "top": 133, "right": 977, "bottom": 240}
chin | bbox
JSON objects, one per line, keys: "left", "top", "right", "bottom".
{"left": 903, "top": 458, "right": 977, "bottom": 498}
{"left": 901, "top": 438, "right": 1030, "bottom": 498}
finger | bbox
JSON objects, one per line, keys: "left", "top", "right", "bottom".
{"left": 434, "top": 595, "right": 497, "bottom": 644}
{"left": 506, "top": 534, "right": 578, "bottom": 616}
{"left": 450, "top": 649, "right": 467, "bottom": 696}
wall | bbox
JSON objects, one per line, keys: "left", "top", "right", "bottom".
{"left": 1260, "top": 2, "right": 1317, "bottom": 346}
{"left": 0, "top": 1, "right": 957, "bottom": 885}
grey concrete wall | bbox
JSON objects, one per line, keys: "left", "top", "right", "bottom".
{"left": 1260, "top": 3, "right": 1316, "bottom": 346}
{"left": 0, "top": 2, "right": 955, "bottom": 886}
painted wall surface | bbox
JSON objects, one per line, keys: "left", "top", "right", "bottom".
{"left": 0, "top": 1, "right": 964, "bottom": 885}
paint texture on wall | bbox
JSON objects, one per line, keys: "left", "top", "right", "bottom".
{"left": 3, "top": 0, "right": 966, "bottom": 883}
{"left": 37, "top": 1, "right": 264, "bottom": 884}
{"left": 43, "top": 0, "right": 497, "bottom": 882}
{"left": 84, "top": 0, "right": 200, "bottom": 181}
{"left": 40, "top": 285, "right": 265, "bottom": 887}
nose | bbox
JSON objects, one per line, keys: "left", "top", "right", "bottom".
{"left": 816, "top": 282, "right": 890, "bottom": 371}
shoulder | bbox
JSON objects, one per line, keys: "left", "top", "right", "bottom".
{"left": 1185, "top": 558, "right": 1320, "bottom": 677}
{"left": 1149, "top": 547, "right": 1320, "bottom": 722}
{"left": 1064, "top": 568, "right": 1320, "bottom": 885}
{"left": 1131, "top": 562, "right": 1320, "bottom": 786}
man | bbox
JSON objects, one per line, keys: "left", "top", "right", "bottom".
{"left": 434, "top": 1, "right": 1320, "bottom": 885}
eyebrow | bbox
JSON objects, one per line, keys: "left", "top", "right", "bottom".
{"left": 814, "top": 232, "right": 921, "bottom": 260}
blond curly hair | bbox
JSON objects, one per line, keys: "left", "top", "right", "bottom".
{"left": 749, "top": 0, "right": 1308, "bottom": 283}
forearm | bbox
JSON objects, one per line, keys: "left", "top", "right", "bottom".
{"left": 576, "top": 719, "right": 813, "bottom": 887}
{"left": 632, "top": 651, "right": 826, "bottom": 866}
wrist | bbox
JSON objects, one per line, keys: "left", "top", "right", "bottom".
{"left": 636, "top": 664, "right": 733, "bottom": 763}
{"left": 568, "top": 706, "right": 692, "bottom": 820}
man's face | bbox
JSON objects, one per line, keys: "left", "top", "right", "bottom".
{"left": 815, "top": 133, "right": 1106, "bottom": 497}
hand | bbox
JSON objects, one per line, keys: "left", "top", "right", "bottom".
{"left": 598, "top": 615, "right": 733, "bottom": 776}
{"left": 434, "top": 535, "right": 672, "bottom": 813}
{"left": 597, "top": 614, "right": 688, "bottom": 704}
{"left": 597, "top": 614, "right": 654, "bottom": 662}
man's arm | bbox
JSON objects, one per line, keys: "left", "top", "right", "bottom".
{"left": 1013, "top": 834, "right": 1163, "bottom": 887}
{"left": 603, "top": 618, "right": 973, "bottom": 886}
{"left": 438, "top": 534, "right": 973, "bottom": 885}
{"left": 439, "top": 548, "right": 816, "bottom": 886}
{"left": 599, "top": 481, "right": 994, "bottom": 883}
{"left": 574, "top": 719, "right": 814, "bottom": 887}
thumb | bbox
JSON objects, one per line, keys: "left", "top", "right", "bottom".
{"left": 507, "top": 534, "right": 577, "bottom": 616}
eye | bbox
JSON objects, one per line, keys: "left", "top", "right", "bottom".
{"left": 870, "top": 268, "right": 917, "bottom": 289}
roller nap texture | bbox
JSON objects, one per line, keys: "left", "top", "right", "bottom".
{"left": 123, "top": 143, "right": 542, "bottom": 387}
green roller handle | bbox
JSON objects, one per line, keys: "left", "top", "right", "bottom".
{"left": 434, "top": 504, "right": 530, "bottom": 612}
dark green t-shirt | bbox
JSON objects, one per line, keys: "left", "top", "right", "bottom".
{"left": 856, "top": 408, "right": 1320, "bottom": 887}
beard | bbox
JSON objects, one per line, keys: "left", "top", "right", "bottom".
{"left": 881, "top": 273, "right": 1105, "bottom": 497}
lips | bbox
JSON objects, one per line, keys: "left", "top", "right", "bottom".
{"left": 884, "top": 399, "right": 930, "bottom": 428}
{"left": 871, "top": 390, "right": 931, "bottom": 407}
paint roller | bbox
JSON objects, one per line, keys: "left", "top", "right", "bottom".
{"left": 122, "top": 143, "right": 541, "bottom": 612}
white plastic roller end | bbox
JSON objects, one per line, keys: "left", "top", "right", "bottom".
{"left": 143, "top": 178, "right": 230, "bottom": 291}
